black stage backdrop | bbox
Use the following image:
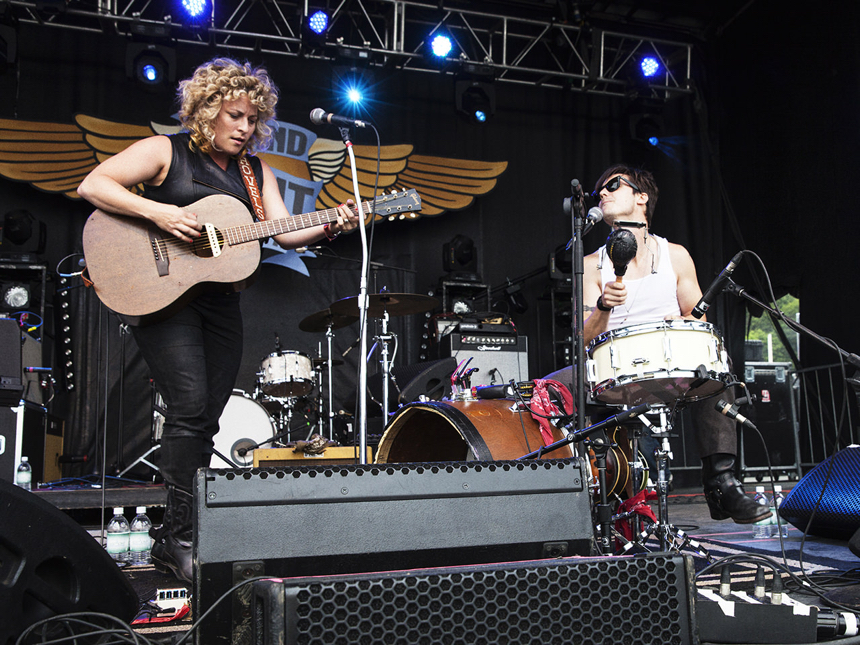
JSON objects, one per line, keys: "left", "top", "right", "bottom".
{"left": 0, "top": 1, "right": 857, "bottom": 478}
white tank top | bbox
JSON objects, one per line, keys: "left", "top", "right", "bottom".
{"left": 598, "top": 234, "right": 680, "bottom": 331}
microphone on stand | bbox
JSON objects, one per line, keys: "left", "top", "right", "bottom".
{"left": 692, "top": 251, "right": 744, "bottom": 319}
{"left": 606, "top": 228, "right": 638, "bottom": 282}
{"left": 715, "top": 398, "right": 758, "bottom": 430}
{"left": 581, "top": 206, "right": 604, "bottom": 238}
{"left": 274, "top": 332, "right": 282, "bottom": 353}
{"left": 309, "top": 108, "right": 368, "bottom": 128}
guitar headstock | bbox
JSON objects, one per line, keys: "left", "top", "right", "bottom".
{"left": 369, "top": 189, "right": 422, "bottom": 217}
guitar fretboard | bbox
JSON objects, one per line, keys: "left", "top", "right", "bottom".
{"left": 223, "top": 202, "right": 369, "bottom": 245}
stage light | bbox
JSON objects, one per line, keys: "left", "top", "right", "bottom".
{"left": 308, "top": 10, "right": 329, "bottom": 35}
{"left": 126, "top": 43, "right": 176, "bottom": 90}
{"left": 430, "top": 34, "right": 453, "bottom": 58}
{"left": 1, "top": 282, "right": 29, "bottom": 310}
{"left": 640, "top": 56, "right": 661, "bottom": 78}
{"left": 628, "top": 99, "right": 664, "bottom": 148}
{"left": 347, "top": 87, "right": 362, "bottom": 104}
{"left": 455, "top": 78, "right": 495, "bottom": 125}
{"left": 178, "top": 0, "right": 211, "bottom": 25}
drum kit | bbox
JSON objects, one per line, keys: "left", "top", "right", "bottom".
{"left": 376, "top": 317, "right": 732, "bottom": 558}
{"left": 211, "top": 292, "right": 439, "bottom": 469}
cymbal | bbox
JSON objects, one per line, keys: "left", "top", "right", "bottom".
{"left": 329, "top": 293, "right": 440, "bottom": 318}
{"left": 299, "top": 308, "right": 359, "bottom": 333}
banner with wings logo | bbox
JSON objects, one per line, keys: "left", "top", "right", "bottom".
{"left": 0, "top": 115, "right": 508, "bottom": 221}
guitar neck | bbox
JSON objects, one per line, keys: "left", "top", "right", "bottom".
{"left": 227, "top": 201, "right": 372, "bottom": 245}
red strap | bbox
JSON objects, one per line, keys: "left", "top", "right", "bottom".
{"left": 237, "top": 156, "right": 266, "bottom": 221}
{"left": 528, "top": 379, "right": 574, "bottom": 446}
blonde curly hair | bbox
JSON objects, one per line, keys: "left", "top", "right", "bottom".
{"left": 177, "top": 57, "right": 278, "bottom": 156}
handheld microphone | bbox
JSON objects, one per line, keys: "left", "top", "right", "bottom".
{"left": 471, "top": 384, "right": 513, "bottom": 400}
{"left": 692, "top": 251, "right": 744, "bottom": 319}
{"left": 715, "top": 399, "right": 757, "bottom": 430}
{"left": 309, "top": 108, "right": 367, "bottom": 128}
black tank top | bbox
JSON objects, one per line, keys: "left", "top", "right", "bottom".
{"left": 143, "top": 132, "right": 265, "bottom": 218}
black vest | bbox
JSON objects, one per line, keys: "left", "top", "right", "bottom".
{"left": 143, "top": 132, "right": 265, "bottom": 218}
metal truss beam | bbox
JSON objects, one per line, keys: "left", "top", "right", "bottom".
{"left": 3, "top": 0, "right": 694, "bottom": 98}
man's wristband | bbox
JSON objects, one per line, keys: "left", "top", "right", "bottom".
{"left": 596, "top": 296, "right": 613, "bottom": 312}
{"left": 323, "top": 223, "right": 340, "bottom": 241}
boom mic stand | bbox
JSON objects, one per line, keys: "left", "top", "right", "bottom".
{"left": 564, "top": 179, "right": 588, "bottom": 437}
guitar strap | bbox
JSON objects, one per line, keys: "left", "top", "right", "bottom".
{"left": 237, "top": 156, "right": 266, "bottom": 221}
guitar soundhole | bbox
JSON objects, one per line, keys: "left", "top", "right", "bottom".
{"left": 193, "top": 228, "right": 224, "bottom": 258}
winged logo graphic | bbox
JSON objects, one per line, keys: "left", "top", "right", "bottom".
{"left": 0, "top": 114, "right": 508, "bottom": 220}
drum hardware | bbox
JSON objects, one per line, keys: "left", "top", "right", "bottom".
{"left": 612, "top": 406, "right": 712, "bottom": 560}
{"left": 211, "top": 390, "right": 278, "bottom": 468}
{"left": 518, "top": 402, "right": 652, "bottom": 555}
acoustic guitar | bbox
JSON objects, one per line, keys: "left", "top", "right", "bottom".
{"left": 82, "top": 189, "right": 422, "bottom": 325}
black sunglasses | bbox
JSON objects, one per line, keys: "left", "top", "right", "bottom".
{"left": 592, "top": 175, "right": 641, "bottom": 199}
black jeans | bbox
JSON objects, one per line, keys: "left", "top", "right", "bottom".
{"left": 131, "top": 292, "right": 243, "bottom": 492}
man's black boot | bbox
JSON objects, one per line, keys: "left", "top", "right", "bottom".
{"left": 702, "top": 453, "right": 772, "bottom": 524}
{"left": 150, "top": 485, "right": 194, "bottom": 584}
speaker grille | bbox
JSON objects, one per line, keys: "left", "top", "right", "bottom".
{"left": 781, "top": 446, "right": 860, "bottom": 539}
{"left": 253, "top": 554, "right": 695, "bottom": 645}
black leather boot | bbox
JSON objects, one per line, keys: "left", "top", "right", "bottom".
{"left": 151, "top": 486, "right": 194, "bottom": 584}
{"left": 702, "top": 453, "right": 772, "bottom": 524}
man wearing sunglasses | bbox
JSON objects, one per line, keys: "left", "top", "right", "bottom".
{"left": 546, "top": 163, "right": 769, "bottom": 525}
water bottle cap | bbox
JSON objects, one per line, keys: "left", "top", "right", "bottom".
{"left": 21, "top": 456, "right": 28, "bottom": 462}
{"left": 113, "top": 507, "right": 124, "bottom": 515}
{"left": 136, "top": 506, "right": 146, "bottom": 513}
{"left": 755, "top": 485, "right": 765, "bottom": 492}
{"left": 774, "top": 485, "right": 782, "bottom": 492}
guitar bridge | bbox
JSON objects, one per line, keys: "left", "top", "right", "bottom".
{"left": 149, "top": 228, "right": 170, "bottom": 277}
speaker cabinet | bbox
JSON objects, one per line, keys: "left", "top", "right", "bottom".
{"left": 0, "top": 317, "right": 22, "bottom": 406}
{"left": 0, "top": 402, "right": 63, "bottom": 485}
{"left": 439, "top": 333, "right": 528, "bottom": 385}
{"left": 194, "top": 458, "right": 593, "bottom": 645}
{"left": 0, "top": 479, "right": 139, "bottom": 644}
{"left": 250, "top": 553, "right": 697, "bottom": 645}
{"left": 780, "top": 445, "right": 860, "bottom": 539}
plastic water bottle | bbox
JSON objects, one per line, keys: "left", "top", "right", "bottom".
{"left": 752, "top": 486, "right": 771, "bottom": 539}
{"left": 772, "top": 485, "right": 789, "bottom": 538}
{"left": 129, "top": 507, "right": 153, "bottom": 565}
{"left": 106, "top": 508, "right": 130, "bottom": 565}
{"left": 15, "top": 457, "right": 32, "bottom": 491}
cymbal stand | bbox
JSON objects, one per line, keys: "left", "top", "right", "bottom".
{"left": 324, "top": 323, "right": 336, "bottom": 441}
{"left": 375, "top": 309, "right": 396, "bottom": 421}
{"left": 623, "top": 407, "right": 712, "bottom": 559}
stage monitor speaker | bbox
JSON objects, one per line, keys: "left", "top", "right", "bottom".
{"left": 193, "top": 458, "right": 592, "bottom": 645}
{"left": 0, "top": 479, "right": 139, "bottom": 645}
{"left": 439, "top": 332, "right": 528, "bottom": 385}
{"left": 0, "top": 317, "right": 22, "bottom": 406}
{"left": 250, "top": 553, "right": 696, "bottom": 645}
{"left": 780, "top": 445, "right": 860, "bottom": 539}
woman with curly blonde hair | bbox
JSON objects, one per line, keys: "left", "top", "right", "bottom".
{"left": 78, "top": 57, "right": 358, "bottom": 583}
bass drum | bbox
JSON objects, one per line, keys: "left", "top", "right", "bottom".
{"left": 375, "top": 399, "right": 574, "bottom": 463}
{"left": 211, "top": 390, "right": 276, "bottom": 468}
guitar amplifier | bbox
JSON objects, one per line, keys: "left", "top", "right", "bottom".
{"left": 439, "top": 332, "right": 528, "bottom": 385}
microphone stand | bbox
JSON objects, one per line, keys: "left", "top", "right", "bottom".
{"left": 564, "top": 180, "right": 587, "bottom": 435}
{"left": 339, "top": 126, "right": 371, "bottom": 464}
{"left": 724, "top": 279, "right": 860, "bottom": 370}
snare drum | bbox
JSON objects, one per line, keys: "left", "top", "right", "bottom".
{"left": 259, "top": 350, "right": 314, "bottom": 398}
{"left": 375, "top": 399, "right": 574, "bottom": 463}
{"left": 211, "top": 391, "right": 276, "bottom": 468}
{"left": 586, "top": 319, "right": 729, "bottom": 406}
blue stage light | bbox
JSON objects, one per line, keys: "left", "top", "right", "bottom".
{"left": 640, "top": 56, "right": 660, "bottom": 78}
{"left": 474, "top": 110, "right": 487, "bottom": 123}
{"left": 308, "top": 10, "right": 329, "bottom": 35}
{"left": 431, "top": 34, "right": 453, "bottom": 58}
{"left": 180, "top": 0, "right": 210, "bottom": 22}
{"left": 142, "top": 64, "right": 159, "bottom": 83}
{"left": 648, "top": 136, "right": 659, "bottom": 146}
{"left": 347, "top": 87, "right": 362, "bottom": 104}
